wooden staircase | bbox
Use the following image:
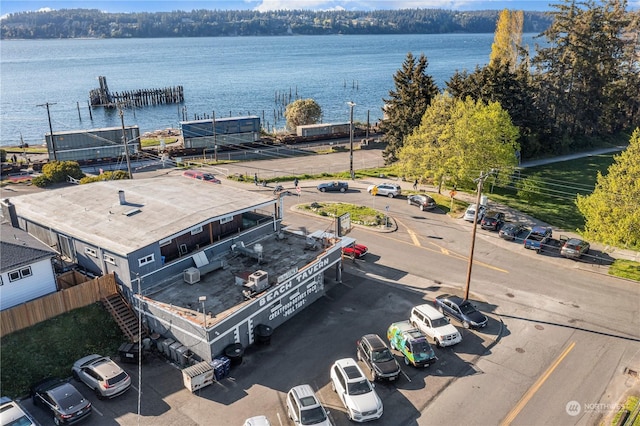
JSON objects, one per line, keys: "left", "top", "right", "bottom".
{"left": 102, "top": 293, "right": 148, "bottom": 343}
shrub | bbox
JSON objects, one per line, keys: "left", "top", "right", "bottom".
{"left": 40, "top": 161, "right": 84, "bottom": 185}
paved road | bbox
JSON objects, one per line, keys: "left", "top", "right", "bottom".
{"left": 8, "top": 144, "right": 639, "bottom": 426}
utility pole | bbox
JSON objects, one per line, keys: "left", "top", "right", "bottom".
{"left": 119, "top": 106, "right": 133, "bottom": 179}
{"left": 347, "top": 101, "right": 356, "bottom": 179}
{"left": 464, "top": 170, "right": 494, "bottom": 300}
{"left": 38, "top": 102, "right": 58, "bottom": 161}
{"left": 212, "top": 111, "right": 217, "bottom": 162}
{"left": 366, "top": 110, "right": 370, "bottom": 141}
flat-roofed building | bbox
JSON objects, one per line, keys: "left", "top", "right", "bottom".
{"left": 5, "top": 177, "right": 344, "bottom": 361}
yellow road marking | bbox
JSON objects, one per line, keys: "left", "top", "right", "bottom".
{"left": 500, "top": 341, "right": 576, "bottom": 426}
{"left": 293, "top": 212, "right": 508, "bottom": 274}
{"left": 392, "top": 218, "right": 508, "bottom": 273}
{"left": 407, "top": 228, "right": 421, "bottom": 247}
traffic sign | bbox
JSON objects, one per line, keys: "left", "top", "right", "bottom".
{"left": 449, "top": 190, "right": 457, "bottom": 198}
{"left": 371, "top": 186, "right": 378, "bottom": 196}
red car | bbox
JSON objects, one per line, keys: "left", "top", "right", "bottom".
{"left": 342, "top": 243, "right": 368, "bottom": 259}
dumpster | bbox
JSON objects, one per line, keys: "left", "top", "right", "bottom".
{"left": 118, "top": 342, "right": 144, "bottom": 364}
{"left": 182, "top": 361, "right": 214, "bottom": 392}
{"left": 255, "top": 324, "right": 273, "bottom": 345}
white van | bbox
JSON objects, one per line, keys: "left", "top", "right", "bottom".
{"left": 410, "top": 304, "right": 462, "bottom": 347}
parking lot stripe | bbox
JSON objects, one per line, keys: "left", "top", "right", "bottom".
{"left": 500, "top": 341, "right": 576, "bottom": 425}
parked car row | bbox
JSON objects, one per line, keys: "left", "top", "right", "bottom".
{"left": 28, "top": 353, "right": 131, "bottom": 425}
{"left": 327, "top": 297, "right": 489, "bottom": 423}
{"left": 316, "top": 180, "right": 441, "bottom": 217}
{"left": 467, "top": 205, "right": 592, "bottom": 260}
{"left": 251, "top": 293, "right": 490, "bottom": 425}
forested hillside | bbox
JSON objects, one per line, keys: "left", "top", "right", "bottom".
{"left": 0, "top": 8, "right": 552, "bottom": 39}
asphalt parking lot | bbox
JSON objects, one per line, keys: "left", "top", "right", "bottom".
{"left": 18, "top": 269, "right": 501, "bottom": 426}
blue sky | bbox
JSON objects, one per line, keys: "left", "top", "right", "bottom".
{"left": 0, "top": 0, "right": 565, "bottom": 15}
{"left": 1, "top": 0, "right": 637, "bottom": 15}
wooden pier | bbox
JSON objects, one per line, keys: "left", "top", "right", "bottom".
{"left": 89, "top": 76, "right": 183, "bottom": 108}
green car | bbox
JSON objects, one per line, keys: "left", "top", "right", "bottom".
{"left": 387, "top": 320, "right": 437, "bottom": 367}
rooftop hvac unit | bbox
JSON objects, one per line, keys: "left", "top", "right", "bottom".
{"left": 247, "top": 270, "right": 269, "bottom": 293}
{"left": 184, "top": 267, "right": 200, "bottom": 285}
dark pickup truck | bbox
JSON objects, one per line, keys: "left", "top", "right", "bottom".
{"left": 523, "top": 226, "right": 553, "bottom": 253}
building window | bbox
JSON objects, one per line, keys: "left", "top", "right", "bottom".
{"left": 8, "top": 266, "right": 32, "bottom": 282}
{"left": 138, "top": 254, "right": 155, "bottom": 267}
{"left": 85, "top": 247, "right": 97, "bottom": 257}
{"left": 220, "top": 215, "right": 233, "bottom": 224}
{"left": 104, "top": 254, "right": 116, "bottom": 265}
{"left": 190, "top": 226, "right": 203, "bottom": 235}
{"left": 159, "top": 238, "right": 172, "bottom": 247}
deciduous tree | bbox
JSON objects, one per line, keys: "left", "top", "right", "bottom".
{"left": 576, "top": 128, "right": 640, "bottom": 249}
{"left": 284, "top": 99, "right": 322, "bottom": 131}
{"left": 489, "top": 9, "right": 524, "bottom": 71}
{"left": 398, "top": 94, "right": 520, "bottom": 192}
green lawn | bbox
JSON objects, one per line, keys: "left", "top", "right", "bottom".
{"left": 608, "top": 260, "right": 640, "bottom": 282}
{"left": 0, "top": 303, "right": 124, "bottom": 399}
{"left": 487, "top": 154, "right": 616, "bottom": 232}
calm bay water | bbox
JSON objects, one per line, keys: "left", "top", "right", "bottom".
{"left": 0, "top": 34, "right": 539, "bottom": 147}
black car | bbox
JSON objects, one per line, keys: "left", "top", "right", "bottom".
{"left": 407, "top": 194, "right": 437, "bottom": 211}
{"left": 31, "top": 378, "right": 92, "bottom": 425}
{"left": 316, "top": 181, "right": 348, "bottom": 193}
{"left": 480, "top": 211, "right": 506, "bottom": 231}
{"left": 433, "top": 294, "right": 488, "bottom": 329}
{"left": 356, "top": 334, "right": 401, "bottom": 381}
{"left": 499, "top": 223, "right": 529, "bottom": 241}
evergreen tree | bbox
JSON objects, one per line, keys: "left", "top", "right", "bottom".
{"left": 379, "top": 52, "right": 439, "bottom": 164}
{"left": 576, "top": 128, "right": 640, "bottom": 249}
{"left": 446, "top": 61, "right": 541, "bottom": 159}
{"left": 532, "top": 0, "right": 637, "bottom": 143}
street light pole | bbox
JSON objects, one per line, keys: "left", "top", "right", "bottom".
{"left": 38, "top": 102, "right": 58, "bottom": 161}
{"left": 347, "top": 101, "right": 356, "bottom": 179}
{"left": 463, "top": 170, "right": 494, "bottom": 300}
{"left": 119, "top": 106, "right": 133, "bottom": 179}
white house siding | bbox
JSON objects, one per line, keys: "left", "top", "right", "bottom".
{"left": 0, "top": 259, "right": 57, "bottom": 310}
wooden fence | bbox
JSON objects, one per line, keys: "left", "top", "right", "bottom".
{"left": 0, "top": 272, "right": 118, "bottom": 338}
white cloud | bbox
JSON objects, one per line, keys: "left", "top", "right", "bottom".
{"left": 252, "top": 0, "right": 511, "bottom": 11}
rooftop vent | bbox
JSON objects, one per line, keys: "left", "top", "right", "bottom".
{"left": 246, "top": 270, "right": 269, "bottom": 293}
